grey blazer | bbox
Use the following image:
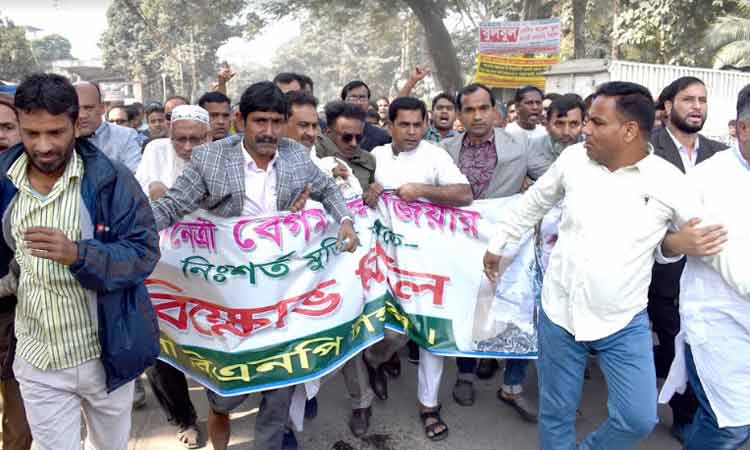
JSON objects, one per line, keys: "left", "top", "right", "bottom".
{"left": 151, "top": 134, "right": 351, "bottom": 231}
{"left": 440, "top": 128, "right": 550, "bottom": 199}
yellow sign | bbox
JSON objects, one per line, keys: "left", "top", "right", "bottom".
{"left": 473, "top": 54, "right": 559, "bottom": 89}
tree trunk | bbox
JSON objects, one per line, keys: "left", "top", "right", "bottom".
{"left": 522, "top": 0, "right": 543, "bottom": 20}
{"left": 401, "top": 0, "right": 463, "bottom": 94}
{"left": 572, "top": 0, "right": 587, "bottom": 58}
{"left": 611, "top": 0, "right": 621, "bottom": 59}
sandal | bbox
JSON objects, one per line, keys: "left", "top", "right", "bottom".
{"left": 176, "top": 424, "right": 200, "bottom": 449}
{"left": 419, "top": 405, "right": 449, "bottom": 441}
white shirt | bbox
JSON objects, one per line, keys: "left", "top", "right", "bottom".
{"left": 241, "top": 140, "right": 278, "bottom": 216}
{"left": 135, "top": 138, "right": 188, "bottom": 192}
{"left": 489, "top": 143, "right": 707, "bottom": 341}
{"left": 371, "top": 140, "right": 469, "bottom": 189}
{"left": 665, "top": 127, "right": 700, "bottom": 171}
{"left": 309, "top": 145, "right": 362, "bottom": 200}
{"left": 505, "top": 121, "right": 548, "bottom": 140}
{"left": 659, "top": 148, "right": 750, "bottom": 427}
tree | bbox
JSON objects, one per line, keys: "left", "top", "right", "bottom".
{"left": 100, "top": 0, "right": 249, "bottom": 101}
{"left": 704, "top": 0, "right": 750, "bottom": 68}
{"left": 612, "top": 0, "right": 729, "bottom": 66}
{"left": 248, "top": 0, "right": 534, "bottom": 94}
{"left": 0, "top": 17, "right": 37, "bottom": 82}
{"left": 31, "top": 34, "right": 73, "bottom": 69}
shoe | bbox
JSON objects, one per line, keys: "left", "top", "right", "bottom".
{"left": 382, "top": 352, "right": 401, "bottom": 378}
{"left": 133, "top": 377, "right": 146, "bottom": 409}
{"left": 348, "top": 406, "right": 372, "bottom": 437}
{"left": 407, "top": 340, "right": 420, "bottom": 364}
{"left": 363, "top": 354, "right": 388, "bottom": 400}
{"left": 451, "top": 379, "right": 475, "bottom": 406}
{"left": 498, "top": 391, "right": 538, "bottom": 423}
{"left": 304, "top": 397, "right": 318, "bottom": 419}
{"left": 282, "top": 428, "right": 298, "bottom": 450}
{"left": 476, "top": 358, "right": 499, "bottom": 380}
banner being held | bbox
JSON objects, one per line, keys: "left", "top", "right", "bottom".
{"left": 479, "top": 18, "right": 561, "bottom": 55}
{"left": 147, "top": 195, "right": 540, "bottom": 396}
{"left": 474, "top": 54, "right": 559, "bottom": 90}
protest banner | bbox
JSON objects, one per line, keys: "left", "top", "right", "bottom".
{"left": 473, "top": 54, "right": 559, "bottom": 89}
{"left": 479, "top": 18, "right": 561, "bottom": 55}
{"left": 147, "top": 195, "right": 541, "bottom": 397}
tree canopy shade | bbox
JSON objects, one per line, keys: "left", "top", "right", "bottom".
{"left": 0, "top": 17, "right": 37, "bottom": 82}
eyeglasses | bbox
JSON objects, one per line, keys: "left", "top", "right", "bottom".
{"left": 340, "top": 133, "right": 363, "bottom": 144}
{"left": 345, "top": 95, "right": 369, "bottom": 103}
{"left": 165, "top": 112, "right": 172, "bottom": 121}
{"left": 172, "top": 136, "right": 206, "bottom": 146}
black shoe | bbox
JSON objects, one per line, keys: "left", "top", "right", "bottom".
{"left": 349, "top": 406, "right": 372, "bottom": 437}
{"left": 363, "top": 354, "right": 388, "bottom": 400}
{"left": 407, "top": 341, "right": 420, "bottom": 364}
{"left": 304, "top": 397, "right": 318, "bottom": 419}
{"left": 452, "top": 379, "right": 475, "bottom": 406}
{"left": 476, "top": 358, "right": 499, "bottom": 380}
{"left": 282, "top": 428, "right": 298, "bottom": 450}
{"left": 382, "top": 352, "right": 401, "bottom": 378}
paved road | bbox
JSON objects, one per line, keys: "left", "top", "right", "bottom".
{"left": 126, "top": 351, "right": 746, "bottom": 450}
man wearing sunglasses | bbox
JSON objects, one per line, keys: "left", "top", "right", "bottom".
{"left": 318, "top": 101, "right": 376, "bottom": 195}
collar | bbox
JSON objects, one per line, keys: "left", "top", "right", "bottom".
{"left": 7, "top": 149, "right": 83, "bottom": 191}
{"left": 665, "top": 126, "right": 700, "bottom": 153}
{"left": 461, "top": 131, "right": 495, "bottom": 148}
{"left": 242, "top": 138, "right": 277, "bottom": 171}
{"left": 92, "top": 121, "right": 108, "bottom": 137}
{"left": 733, "top": 143, "right": 750, "bottom": 171}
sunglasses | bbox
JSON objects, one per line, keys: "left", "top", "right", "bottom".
{"left": 341, "top": 133, "right": 363, "bottom": 144}
{"left": 165, "top": 112, "right": 172, "bottom": 121}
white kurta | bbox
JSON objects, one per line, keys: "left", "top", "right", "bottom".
{"left": 658, "top": 147, "right": 750, "bottom": 428}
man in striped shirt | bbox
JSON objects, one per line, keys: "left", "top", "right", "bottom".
{"left": 0, "top": 74, "right": 160, "bottom": 450}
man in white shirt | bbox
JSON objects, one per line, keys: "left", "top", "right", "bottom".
{"left": 136, "top": 104, "right": 210, "bottom": 448}
{"left": 658, "top": 85, "right": 750, "bottom": 450}
{"left": 482, "top": 81, "right": 742, "bottom": 450}
{"left": 136, "top": 105, "right": 211, "bottom": 200}
{"left": 505, "top": 86, "right": 548, "bottom": 139}
{"left": 362, "top": 96, "right": 472, "bottom": 442}
{"left": 649, "top": 76, "right": 727, "bottom": 442}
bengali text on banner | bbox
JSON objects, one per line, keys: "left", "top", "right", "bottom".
{"left": 147, "top": 195, "right": 541, "bottom": 397}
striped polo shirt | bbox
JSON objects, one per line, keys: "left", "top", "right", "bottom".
{"left": 8, "top": 151, "right": 100, "bottom": 370}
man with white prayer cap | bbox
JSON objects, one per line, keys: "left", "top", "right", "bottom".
{"left": 135, "top": 104, "right": 210, "bottom": 449}
{"left": 136, "top": 104, "right": 211, "bottom": 200}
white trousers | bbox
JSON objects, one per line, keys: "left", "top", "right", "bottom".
{"left": 13, "top": 357, "right": 134, "bottom": 450}
{"left": 417, "top": 347, "right": 444, "bottom": 408}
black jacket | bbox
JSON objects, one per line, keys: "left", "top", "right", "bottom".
{"left": 648, "top": 127, "right": 727, "bottom": 299}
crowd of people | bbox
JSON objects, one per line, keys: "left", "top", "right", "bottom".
{"left": 0, "top": 64, "right": 746, "bottom": 450}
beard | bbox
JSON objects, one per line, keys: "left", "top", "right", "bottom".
{"left": 670, "top": 109, "right": 705, "bottom": 133}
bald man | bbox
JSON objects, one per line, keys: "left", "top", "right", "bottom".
{"left": 75, "top": 82, "right": 142, "bottom": 172}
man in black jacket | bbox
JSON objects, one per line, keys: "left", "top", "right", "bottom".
{"left": 649, "top": 76, "right": 727, "bottom": 442}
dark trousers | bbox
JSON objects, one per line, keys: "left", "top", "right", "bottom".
{"left": 145, "top": 360, "right": 197, "bottom": 428}
{"left": 648, "top": 260, "right": 697, "bottom": 426}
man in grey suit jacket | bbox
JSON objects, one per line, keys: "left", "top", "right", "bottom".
{"left": 648, "top": 76, "right": 727, "bottom": 442}
{"left": 440, "top": 83, "right": 549, "bottom": 422}
{"left": 151, "top": 81, "right": 357, "bottom": 450}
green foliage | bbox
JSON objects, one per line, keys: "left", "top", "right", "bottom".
{"left": 99, "top": 0, "right": 247, "bottom": 100}
{"left": 0, "top": 17, "right": 37, "bottom": 82}
{"left": 612, "top": 0, "right": 728, "bottom": 66}
{"left": 31, "top": 34, "right": 73, "bottom": 69}
{"left": 705, "top": 0, "right": 750, "bottom": 68}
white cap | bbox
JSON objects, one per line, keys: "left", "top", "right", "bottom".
{"left": 170, "top": 104, "right": 209, "bottom": 125}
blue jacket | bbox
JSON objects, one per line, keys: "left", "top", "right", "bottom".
{"left": 0, "top": 139, "right": 160, "bottom": 392}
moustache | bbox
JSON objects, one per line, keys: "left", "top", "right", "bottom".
{"left": 255, "top": 136, "right": 277, "bottom": 145}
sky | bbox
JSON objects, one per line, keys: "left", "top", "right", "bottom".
{"left": 1, "top": 0, "right": 296, "bottom": 66}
